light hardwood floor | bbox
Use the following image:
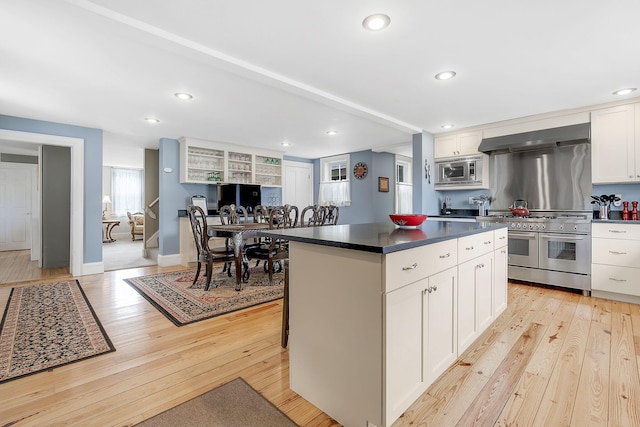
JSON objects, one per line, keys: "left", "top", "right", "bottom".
{"left": 0, "top": 263, "right": 639, "bottom": 426}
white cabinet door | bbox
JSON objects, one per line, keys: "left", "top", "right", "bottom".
{"left": 425, "top": 267, "right": 458, "bottom": 383}
{"left": 434, "top": 132, "right": 482, "bottom": 159}
{"left": 493, "top": 246, "right": 508, "bottom": 317}
{"left": 591, "top": 104, "right": 637, "bottom": 183}
{"left": 458, "top": 252, "right": 494, "bottom": 354}
{"left": 458, "top": 131, "right": 483, "bottom": 156}
{"left": 385, "top": 278, "right": 426, "bottom": 423}
{"left": 434, "top": 134, "right": 459, "bottom": 158}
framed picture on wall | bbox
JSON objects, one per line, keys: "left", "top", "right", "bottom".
{"left": 378, "top": 177, "right": 389, "bottom": 192}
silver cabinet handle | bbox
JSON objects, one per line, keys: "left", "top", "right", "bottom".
{"left": 466, "top": 246, "right": 474, "bottom": 250}
{"left": 608, "top": 251, "right": 628, "bottom": 255}
{"left": 608, "top": 230, "right": 627, "bottom": 233}
{"left": 432, "top": 285, "right": 437, "bottom": 292}
{"left": 402, "top": 263, "right": 418, "bottom": 271}
{"left": 501, "top": 249, "right": 507, "bottom": 254}
{"left": 439, "top": 253, "right": 451, "bottom": 259}
{"left": 484, "top": 240, "right": 492, "bottom": 245}
{"left": 498, "top": 236, "right": 506, "bottom": 240}
{"left": 476, "top": 263, "right": 485, "bottom": 269}
{"left": 609, "top": 277, "right": 627, "bottom": 282}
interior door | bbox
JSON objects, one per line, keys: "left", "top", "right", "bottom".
{"left": 283, "top": 161, "right": 313, "bottom": 207}
{"left": 0, "top": 163, "right": 33, "bottom": 251}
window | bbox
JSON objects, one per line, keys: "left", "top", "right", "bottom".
{"left": 395, "top": 156, "right": 413, "bottom": 213}
{"left": 111, "top": 168, "right": 143, "bottom": 215}
{"left": 318, "top": 154, "right": 350, "bottom": 206}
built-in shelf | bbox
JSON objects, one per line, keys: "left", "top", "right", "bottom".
{"left": 179, "top": 137, "right": 283, "bottom": 186}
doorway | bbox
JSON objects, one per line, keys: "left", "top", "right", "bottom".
{"left": 283, "top": 160, "right": 313, "bottom": 207}
{"left": 0, "top": 129, "right": 84, "bottom": 277}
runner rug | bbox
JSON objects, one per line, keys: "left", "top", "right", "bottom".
{"left": 136, "top": 377, "right": 298, "bottom": 426}
{"left": 0, "top": 280, "right": 115, "bottom": 384}
{"left": 124, "top": 265, "right": 284, "bottom": 326}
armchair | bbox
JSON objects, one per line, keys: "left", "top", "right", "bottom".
{"left": 127, "top": 211, "right": 144, "bottom": 241}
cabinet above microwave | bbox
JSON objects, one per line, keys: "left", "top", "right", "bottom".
{"left": 434, "top": 154, "right": 490, "bottom": 190}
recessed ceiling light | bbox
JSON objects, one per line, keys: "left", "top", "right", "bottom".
{"left": 362, "top": 14, "right": 390, "bottom": 31}
{"left": 435, "top": 71, "right": 457, "bottom": 81}
{"left": 174, "top": 92, "right": 193, "bottom": 100}
{"left": 612, "top": 88, "right": 637, "bottom": 96}
{"left": 326, "top": 130, "right": 338, "bottom": 136}
{"left": 281, "top": 141, "right": 290, "bottom": 147}
{"left": 144, "top": 117, "right": 160, "bottom": 124}
{"left": 441, "top": 123, "right": 455, "bottom": 129}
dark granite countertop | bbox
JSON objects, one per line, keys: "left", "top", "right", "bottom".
{"left": 259, "top": 222, "right": 507, "bottom": 254}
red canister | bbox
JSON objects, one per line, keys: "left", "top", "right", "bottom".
{"left": 632, "top": 201, "right": 639, "bottom": 221}
{"left": 622, "top": 201, "right": 630, "bottom": 220}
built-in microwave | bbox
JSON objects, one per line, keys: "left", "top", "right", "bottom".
{"left": 434, "top": 154, "right": 488, "bottom": 188}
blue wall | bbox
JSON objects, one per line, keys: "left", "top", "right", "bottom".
{"left": 413, "top": 132, "right": 441, "bottom": 216}
{"left": 0, "top": 114, "right": 103, "bottom": 263}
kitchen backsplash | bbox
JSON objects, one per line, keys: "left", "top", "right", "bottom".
{"left": 438, "top": 183, "right": 640, "bottom": 213}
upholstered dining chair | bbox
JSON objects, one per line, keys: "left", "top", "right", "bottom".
{"left": 300, "top": 204, "right": 326, "bottom": 227}
{"left": 245, "top": 204, "right": 299, "bottom": 285}
{"left": 187, "top": 205, "right": 236, "bottom": 291}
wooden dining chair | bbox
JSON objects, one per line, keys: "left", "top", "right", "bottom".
{"left": 219, "top": 204, "right": 249, "bottom": 224}
{"left": 300, "top": 204, "right": 326, "bottom": 227}
{"left": 187, "top": 205, "right": 235, "bottom": 291}
{"left": 324, "top": 205, "right": 339, "bottom": 225}
{"left": 245, "top": 204, "right": 299, "bottom": 285}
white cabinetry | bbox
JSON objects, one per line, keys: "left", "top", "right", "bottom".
{"left": 287, "top": 227, "right": 507, "bottom": 427}
{"left": 493, "top": 227, "right": 508, "bottom": 317}
{"left": 591, "top": 103, "right": 640, "bottom": 183}
{"left": 385, "top": 266, "right": 457, "bottom": 423}
{"left": 434, "top": 131, "right": 482, "bottom": 159}
{"left": 591, "top": 223, "right": 640, "bottom": 303}
{"left": 457, "top": 230, "right": 496, "bottom": 354}
{"left": 179, "top": 137, "right": 283, "bottom": 186}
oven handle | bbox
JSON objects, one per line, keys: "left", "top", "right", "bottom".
{"left": 509, "top": 231, "right": 537, "bottom": 239}
{"left": 539, "top": 234, "right": 586, "bottom": 241}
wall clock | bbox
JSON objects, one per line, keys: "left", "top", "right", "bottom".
{"left": 353, "top": 162, "right": 368, "bottom": 179}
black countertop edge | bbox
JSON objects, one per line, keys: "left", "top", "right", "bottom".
{"left": 259, "top": 222, "right": 507, "bottom": 254}
{"left": 592, "top": 219, "right": 640, "bottom": 224}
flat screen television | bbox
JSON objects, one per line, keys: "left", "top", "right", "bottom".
{"left": 218, "top": 184, "right": 261, "bottom": 213}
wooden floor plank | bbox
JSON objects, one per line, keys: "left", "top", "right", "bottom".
{"left": 457, "top": 322, "right": 545, "bottom": 427}
{"left": 608, "top": 301, "right": 640, "bottom": 427}
{"left": 531, "top": 295, "right": 592, "bottom": 427}
{"left": 570, "top": 298, "right": 612, "bottom": 427}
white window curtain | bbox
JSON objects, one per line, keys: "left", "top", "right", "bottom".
{"left": 395, "top": 182, "right": 413, "bottom": 213}
{"left": 318, "top": 181, "right": 351, "bottom": 206}
{"left": 112, "top": 168, "right": 143, "bottom": 215}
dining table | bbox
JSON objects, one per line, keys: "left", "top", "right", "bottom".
{"left": 207, "top": 222, "right": 271, "bottom": 291}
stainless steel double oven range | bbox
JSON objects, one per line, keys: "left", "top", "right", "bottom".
{"left": 477, "top": 211, "right": 592, "bottom": 295}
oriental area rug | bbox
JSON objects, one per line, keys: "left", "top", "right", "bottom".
{"left": 124, "top": 265, "right": 284, "bottom": 326}
{"left": 0, "top": 280, "right": 115, "bottom": 384}
{"left": 135, "top": 377, "right": 298, "bottom": 427}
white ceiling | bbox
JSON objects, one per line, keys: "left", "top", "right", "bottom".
{"left": 1, "top": 0, "right": 639, "bottom": 164}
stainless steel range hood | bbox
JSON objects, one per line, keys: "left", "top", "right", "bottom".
{"left": 478, "top": 123, "right": 590, "bottom": 153}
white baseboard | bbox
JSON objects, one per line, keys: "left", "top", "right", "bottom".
{"left": 82, "top": 261, "right": 104, "bottom": 276}
{"left": 158, "top": 253, "right": 181, "bottom": 267}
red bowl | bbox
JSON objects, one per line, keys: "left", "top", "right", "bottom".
{"left": 389, "top": 214, "right": 427, "bottom": 227}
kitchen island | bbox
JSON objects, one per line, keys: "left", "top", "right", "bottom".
{"left": 260, "top": 221, "right": 508, "bottom": 427}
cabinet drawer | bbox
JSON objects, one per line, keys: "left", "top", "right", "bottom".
{"left": 592, "top": 238, "right": 640, "bottom": 268}
{"left": 592, "top": 264, "right": 640, "bottom": 296}
{"left": 592, "top": 223, "right": 640, "bottom": 240}
{"left": 385, "top": 239, "right": 457, "bottom": 292}
{"left": 458, "top": 231, "right": 494, "bottom": 264}
{"left": 494, "top": 227, "right": 508, "bottom": 248}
